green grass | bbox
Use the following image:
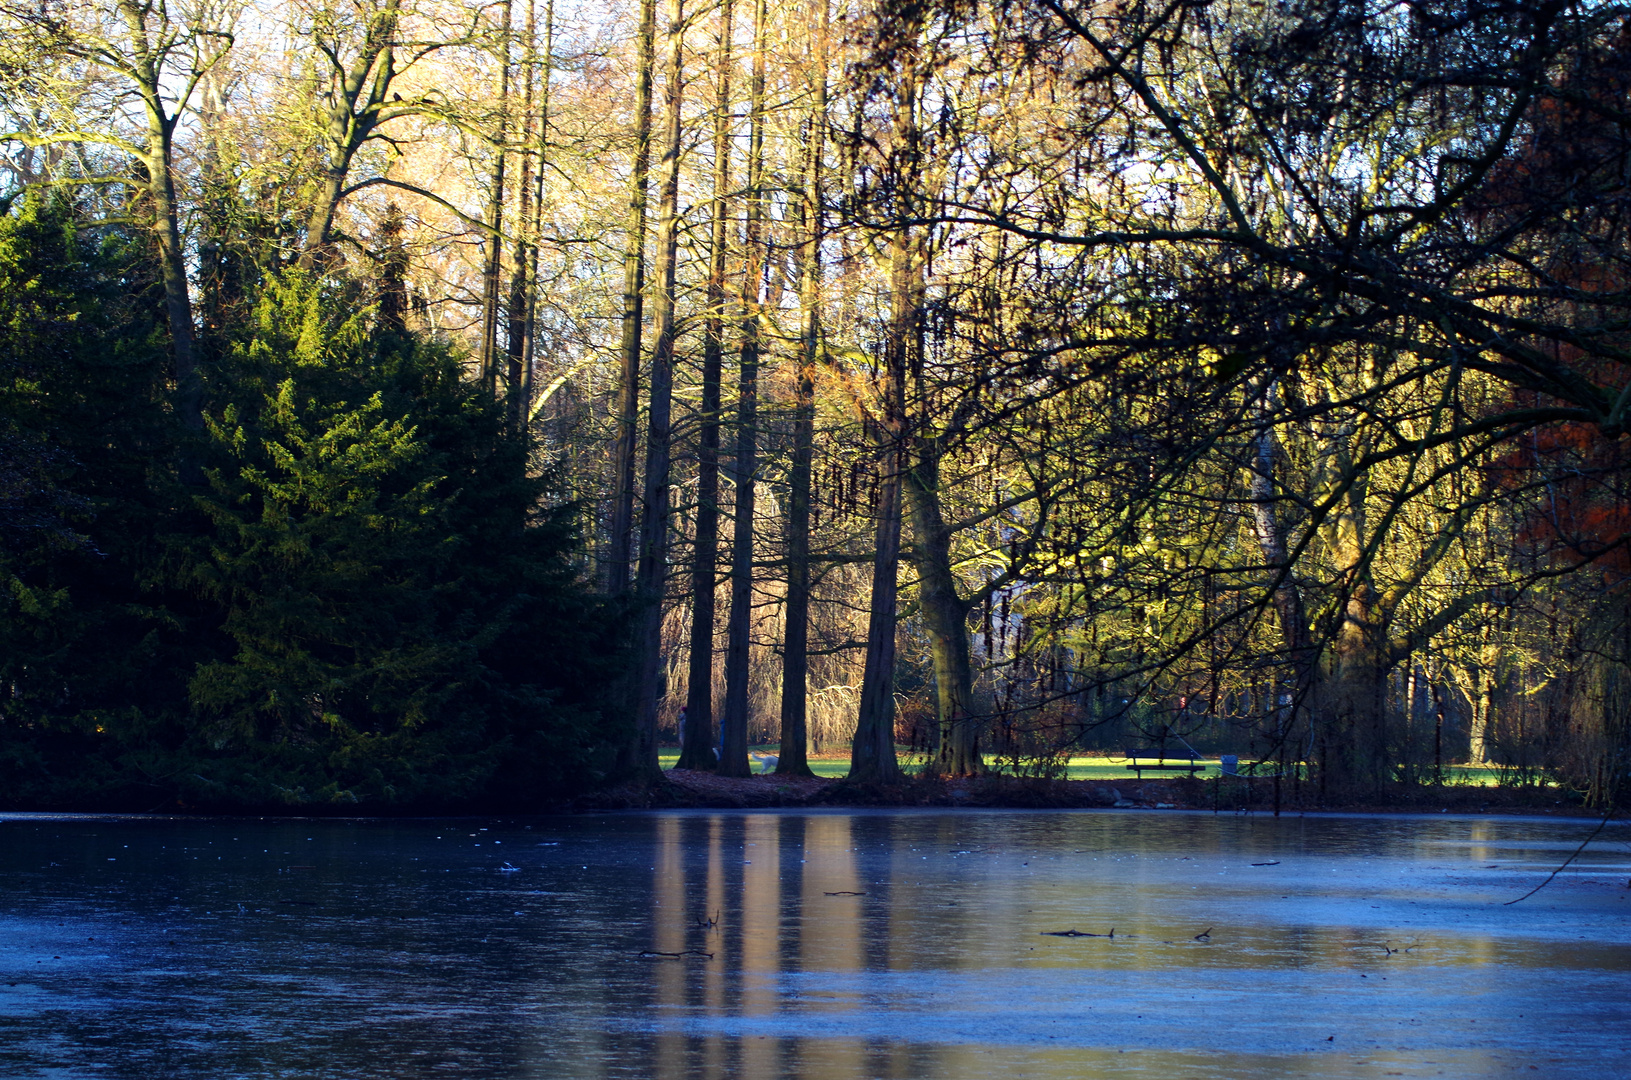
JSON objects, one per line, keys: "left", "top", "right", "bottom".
{"left": 660, "top": 749, "right": 1231, "bottom": 781}
{"left": 658, "top": 748, "right": 850, "bottom": 778}
{"left": 1436, "top": 764, "right": 1546, "bottom": 787}
{"left": 981, "top": 756, "right": 1288, "bottom": 781}
{"left": 658, "top": 748, "right": 1525, "bottom": 786}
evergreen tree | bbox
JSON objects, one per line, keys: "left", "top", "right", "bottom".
{"left": 178, "top": 273, "right": 625, "bottom": 807}
{"left": 0, "top": 211, "right": 624, "bottom": 810}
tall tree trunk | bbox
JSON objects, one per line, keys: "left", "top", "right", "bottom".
{"left": 376, "top": 203, "right": 409, "bottom": 333}
{"left": 899, "top": 204, "right": 978, "bottom": 776}
{"left": 516, "top": 0, "right": 555, "bottom": 422}
{"left": 505, "top": 0, "right": 536, "bottom": 433}
{"left": 606, "top": 0, "right": 658, "bottom": 594}
{"left": 1325, "top": 436, "right": 1387, "bottom": 790}
{"left": 1247, "top": 381, "right": 1313, "bottom": 765}
{"left": 300, "top": 0, "right": 401, "bottom": 268}
{"left": 718, "top": 0, "right": 767, "bottom": 779}
{"left": 146, "top": 140, "right": 198, "bottom": 432}
{"left": 116, "top": 0, "right": 199, "bottom": 435}
{"left": 905, "top": 436, "right": 981, "bottom": 776}
{"left": 776, "top": 0, "right": 827, "bottom": 780}
{"left": 518, "top": 0, "right": 555, "bottom": 422}
{"left": 1470, "top": 613, "right": 1501, "bottom": 766}
{"left": 479, "top": 0, "right": 512, "bottom": 397}
{"left": 849, "top": 226, "right": 913, "bottom": 786}
{"left": 1403, "top": 661, "right": 1419, "bottom": 784}
{"left": 849, "top": 17, "right": 927, "bottom": 786}
{"left": 195, "top": 68, "right": 235, "bottom": 355}
{"left": 1430, "top": 657, "right": 1448, "bottom": 785}
{"left": 679, "top": 0, "right": 735, "bottom": 773}
{"left": 626, "top": 0, "right": 687, "bottom": 784}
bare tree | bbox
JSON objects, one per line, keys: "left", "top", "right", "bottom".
{"left": 718, "top": 0, "right": 768, "bottom": 779}
{"left": 606, "top": 0, "right": 658, "bottom": 595}
{"left": 626, "top": 0, "right": 687, "bottom": 783}
{"left": 775, "top": 0, "right": 829, "bottom": 780}
{"left": 2, "top": 0, "right": 235, "bottom": 433}
{"left": 678, "top": 0, "right": 734, "bottom": 772}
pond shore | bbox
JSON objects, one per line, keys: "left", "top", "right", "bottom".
{"left": 577, "top": 768, "right": 1584, "bottom": 817}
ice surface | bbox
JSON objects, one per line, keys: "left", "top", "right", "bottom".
{"left": 0, "top": 809, "right": 1626, "bottom": 1078}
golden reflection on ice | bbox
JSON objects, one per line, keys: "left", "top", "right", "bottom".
{"left": 626, "top": 811, "right": 1624, "bottom": 1079}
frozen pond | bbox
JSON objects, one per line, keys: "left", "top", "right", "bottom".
{"left": 1, "top": 809, "right": 1627, "bottom": 1078}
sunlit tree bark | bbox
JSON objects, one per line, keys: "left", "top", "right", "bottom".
{"left": 477, "top": 0, "right": 510, "bottom": 396}
{"left": 606, "top": 0, "right": 658, "bottom": 595}
{"left": 626, "top": 0, "right": 687, "bottom": 783}
{"left": 5, "top": 0, "right": 232, "bottom": 434}
{"left": 679, "top": 0, "right": 734, "bottom": 772}
{"left": 849, "top": 224, "right": 913, "bottom": 784}
{"left": 775, "top": 0, "right": 828, "bottom": 780}
{"left": 718, "top": 0, "right": 768, "bottom": 779}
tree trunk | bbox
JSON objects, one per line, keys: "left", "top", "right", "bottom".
{"left": 678, "top": 0, "right": 734, "bottom": 773}
{"left": 904, "top": 438, "right": 981, "bottom": 776}
{"left": 146, "top": 141, "right": 198, "bottom": 433}
{"left": 849, "top": 227, "right": 913, "bottom": 786}
{"left": 606, "top": 0, "right": 658, "bottom": 595}
{"left": 195, "top": 69, "right": 236, "bottom": 353}
{"left": 851, "top": 417, "right": 905, "bottom": 784}
{"left": 1246, "top": 382, "right": 1313, "bottom": 760}
{"left": 626, "top": 0, "right": 686, "bottom": 785}
{"left": 1325, "top": 450, "right": 1388, "bottom": 791}
{"left": 1403, "top": 661, "right": 1419, "bottom": 784}
{"left": 116, "top": 0, "right": 199, "bottom": 436}
{"left": 776, "top": 1, "right": 826, "bottom": 781}
{"left": 478, "top": 1, "right": 511, "bottom": 397}
{"left": 719, "top": 0, "right": 767, "bottom": 779}
{"left": 505, "top": 0, "right": 536, "bottom": 434}
{"left": 1470, "top": 614, "right": 1501, "bottom": 766}
{"left": 849, "top": 19, "right": 928, "bottom": 786}
{"left": 376, "top": 203, "right": 409, "bottom": 333}
{"left": 300, "top": 0, "right": 401, "bottom": 267}
{"left": 519, "top": 0, "right": 555, "bottom": 419}
{"left": 1431, "top": 664, "right": 1448, "bottom": 785}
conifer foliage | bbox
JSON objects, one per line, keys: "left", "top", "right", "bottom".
{"left": 0, "top": 206, "right": 623, "bottom": 811}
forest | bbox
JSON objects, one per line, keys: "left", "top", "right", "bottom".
{"left": 1, "top": 0, "right": 1627, "bottom": 811}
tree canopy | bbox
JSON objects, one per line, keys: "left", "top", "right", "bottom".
{"left": 2, "top": 0, "right": 1627, "bottom": 807}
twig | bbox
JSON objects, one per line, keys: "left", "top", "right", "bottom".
{"left": 1041, "top": 928, "right": 1114, "bottom": 937}
{"left": 639, "top": 949, "right": 714, "bottom": 960}
{"left": 1505, "top": 801, "right": 1619, "bottom": 906}
{"left": 824, "top": 890, "right": 866, "bottom": 896}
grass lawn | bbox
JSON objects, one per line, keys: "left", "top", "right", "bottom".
{"left": 658, "top": 749, "right": 850, "bottom": 779}
{"left": 658, "top": 747, "right": 1136, "bottom": 779}
{"left": 658, "top": 748, "right": 1521, "bottom": 786}
{"left": 659, "top": 749, "right": 1224, "bottom": 781}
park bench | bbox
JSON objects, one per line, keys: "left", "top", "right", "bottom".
{"left": 1123, "top": 748, "right": 1209, "bottom": 778}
